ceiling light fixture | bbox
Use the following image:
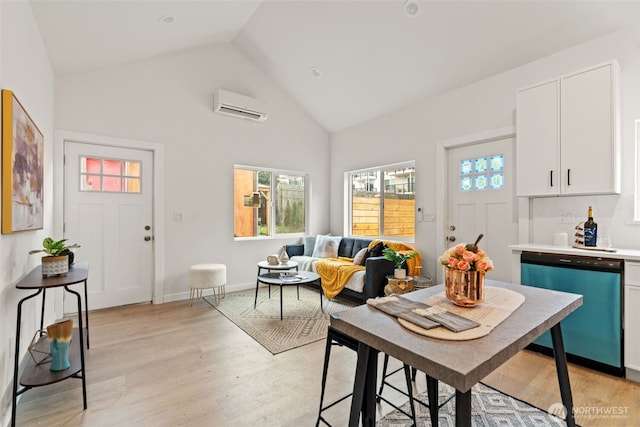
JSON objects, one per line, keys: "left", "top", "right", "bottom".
{"left": 310, "top": 66, "right": 322, "bottom": 78}
{"left": 403, "top": 0, "right": 420, "bottom": 17}
{"left": 159, "top": 15, "right": 175, "bottom": 24}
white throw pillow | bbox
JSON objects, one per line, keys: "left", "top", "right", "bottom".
{"left": 353, "top": 247, "right": 368, "bottom": 265}
{"left": 303, "top": 235, "right": 316, "bottom": 256}
{"left": 312, "top": 235, "right": 341, "bottom": 258}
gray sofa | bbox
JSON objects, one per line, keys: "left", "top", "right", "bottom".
{"left": 285, "top": 236, "right": 394, "bottom": 302}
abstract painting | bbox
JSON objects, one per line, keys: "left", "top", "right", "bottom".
{"left": 2, "top": 89, "right": 44, "bottom": 233}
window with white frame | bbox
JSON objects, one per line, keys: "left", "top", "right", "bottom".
{"left": 347, "top": 161, "right": 415, "bottom": 240}
{"left": 234, "top": 166, "right": 307, "bottom": 238}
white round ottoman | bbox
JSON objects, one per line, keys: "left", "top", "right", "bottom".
{"left": 189, "top": 263, "right": 226, "bottom": 306}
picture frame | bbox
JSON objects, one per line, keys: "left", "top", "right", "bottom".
{"left": 2, "top": 89, "right": 44, "bottom": 234}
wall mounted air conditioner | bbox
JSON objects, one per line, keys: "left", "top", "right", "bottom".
{"left": 214, "top": 89, "right": 268, "bottom": 122}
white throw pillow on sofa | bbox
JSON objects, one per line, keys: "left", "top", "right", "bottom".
{"left": 312, "top": 235, "right": 341, "bottom": 258}
{"left": 303, "top": 235, "right": 316, "bottom": 256}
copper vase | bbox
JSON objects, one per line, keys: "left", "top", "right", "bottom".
{"left": 444, "top": 268, "right": 485, "bottom": 307}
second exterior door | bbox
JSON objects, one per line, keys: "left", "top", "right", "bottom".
{"left": 446, "top": 137, "right": 515, "bottom": 282}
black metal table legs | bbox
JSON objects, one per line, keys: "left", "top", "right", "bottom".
{"left": 11, "top": 289, "right": 42, "bottom": 427}
{"left": 550, "top": 322, "right": 576, "bottom": 427}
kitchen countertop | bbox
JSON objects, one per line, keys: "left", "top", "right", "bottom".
{"left": 510, "top": 243, "right": 640, "bottom": 262}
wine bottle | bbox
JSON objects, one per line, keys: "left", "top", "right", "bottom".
{"left": 584, "top": 206, "right": 598, "bottom": 247}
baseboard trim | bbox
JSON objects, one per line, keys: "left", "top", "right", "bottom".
{"left": 626, "top": 367, "right": 640, "bottom": 383}
{"left": 162, "top": 282, "right": 255, "bottom": 303}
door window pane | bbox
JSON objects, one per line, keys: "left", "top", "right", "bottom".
{"left": 458, "top": 154, "right": 504, "bottom": 192}
{"left": 490, "top": 173, "right": 504, "bottom": 189}
{"left": 125, "top": 161, "right": 141, "bottom": 177}
{"left": 81, "top": 157, "right": 101, "bottom": 174}
{"left": 475, "top": 157, "right": 488, "bottom": 173}
{"left": 124, "top": 178, "right": 141, "bottom": 193}
{"left": 102, "top": 176, "right": 121, "bottom": 192}
{"left": 81, "top": 174, "right": 101, "bottom": 191}
{"left": 490, "top": 155, "right": 504, "bottom": 171}
{"left": 79, "top": 156, "right": 141, "bottom": 193}
{"left": 460, "top": 159, "right": 473, "bottom": 175}
{"left": 103, "top": 159, "right": 121, "bottom": 175}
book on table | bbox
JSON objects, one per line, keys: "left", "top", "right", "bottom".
{"left": 280, "top": 274, "right": 304, "bottom": 282}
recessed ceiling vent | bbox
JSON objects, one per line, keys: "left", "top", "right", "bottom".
{"left": 214, "top": 89, "right": 268, "bottom": 122}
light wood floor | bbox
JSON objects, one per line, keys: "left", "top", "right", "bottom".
{"left": 13, "top": 299, "right": 640, "bottom": 426}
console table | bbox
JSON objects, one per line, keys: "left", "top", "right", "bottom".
{"left": 11, "top": 262, "right": 90, "bottom": 427}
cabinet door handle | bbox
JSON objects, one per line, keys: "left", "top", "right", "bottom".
{"left": 550, "top": 170, "right": 553, "bottom": 187}
{"left": 567, "top": 169, "right": 571, "bottom": 186}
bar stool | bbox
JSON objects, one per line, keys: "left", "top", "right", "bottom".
{"left": 189, "top": 263, "right": 226, "bottom": 307}
{"left": 316, "top": 326, "right": 417, "bottom": 427}
{"left": 378, "top": 354, "right": 454, "bottom": 427}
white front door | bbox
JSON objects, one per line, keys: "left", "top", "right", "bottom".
{"left": 64, "top": 142, "right": 154, "bottom": 311}
{"left": 446, "top": 137, "right": 515, "bottom": 282}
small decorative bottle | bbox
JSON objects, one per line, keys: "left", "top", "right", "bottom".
{"left": 279, "top": 246, "right": 289, "bottom": 264}
{"left": 584, "top": 206, "right": 598, "bottom": 247}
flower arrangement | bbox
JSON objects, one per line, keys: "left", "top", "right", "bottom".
{"left": 438, "top": 234, "right": 493, "bottom": 273}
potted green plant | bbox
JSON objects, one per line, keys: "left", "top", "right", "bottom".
{"left": 29, "top": 238, "right": 80, "bottom": 277}
{"left": 382, "top": 247, "right": 418, "bottom": 279}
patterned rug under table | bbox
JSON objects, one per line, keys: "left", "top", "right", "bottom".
{"left": 377, "top": 382, "right": 569, "bottom": 427}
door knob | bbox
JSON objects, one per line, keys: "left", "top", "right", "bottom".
{"left": 144, "top": 236, "right": 151, "bottom": 241}
{"left": 449, "top": 225, "right": 456, "bottom": 231}
{"left": 145, "top": 225, "right": 151, "bottom": 231}
{"left": 447, "top": 236, "right": 456, "bottom": 242}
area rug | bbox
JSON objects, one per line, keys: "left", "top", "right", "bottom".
{"left": 214, "top": 285, "right": 355, "bottom": 354}
{"left": 377, "top": 382, "right": 568, "bottom": 426}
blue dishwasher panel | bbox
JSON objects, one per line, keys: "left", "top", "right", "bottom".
{"left": 521, "top": 263, "right": 622, "bottom": 368}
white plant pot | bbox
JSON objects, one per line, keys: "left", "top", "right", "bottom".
{"left": 41, "top": 255, "right": 69, "bottom": 277}
{"left": 394, "top": 269, "right": 407, "bottom": 279}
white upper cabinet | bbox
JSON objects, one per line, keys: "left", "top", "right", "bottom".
{"left": 516, "top": 61, "right": 620, "bottom": 197}
{"left": 516, "top": 80, "right": 560, "bottom": 196}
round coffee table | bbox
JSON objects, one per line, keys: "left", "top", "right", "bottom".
{"left": 254, "top": 271, "right": 320, "bottom": 320}
{"left": 257, "top": 260, "right": 298, "bottom": 274}
{"left": 256, "top": 260, "right": 299, "bottom": 301}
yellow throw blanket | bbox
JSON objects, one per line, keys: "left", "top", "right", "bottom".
{"left": 316, "top": 257, "right": 365, "bottom": 300}
{"left": 368, "top": 240, "right": 422, "bottom": 276}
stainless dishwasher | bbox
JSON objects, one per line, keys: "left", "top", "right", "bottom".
{"left": 521, "top": 251, "right": 624, "bottom": 376}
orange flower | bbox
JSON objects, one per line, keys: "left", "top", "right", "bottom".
{"left": 439, "top": 243, "right": 493, "bottom": 273}
{"left": 456, "top": 260, "right": 471, "bottom": 271}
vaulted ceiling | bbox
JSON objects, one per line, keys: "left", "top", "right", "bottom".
{"left": 30, "top": 0, "right": 640, "bottom": 132}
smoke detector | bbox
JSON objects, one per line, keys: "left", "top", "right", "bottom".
{"left": 404, "top": 0, "right": 420, "bottom": 17}
{"left": 310, "top": 66, "right": 322, "bottom": 78}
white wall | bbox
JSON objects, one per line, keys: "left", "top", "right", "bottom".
{"left": 0, "top": 2, "right": 55, "bottom": 424}
{"left": 54, "top": 43, "right": 330, "bottom": 301}
{"left": 330, "top": 28, "right": 640, "bottom": 279}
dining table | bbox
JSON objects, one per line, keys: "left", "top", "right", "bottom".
{"left": 329, "top": 280, "right": 582, "bottom": 427}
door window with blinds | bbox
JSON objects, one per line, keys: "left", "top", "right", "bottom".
{"left": 79, "top": 156, "right": 142, "bottom": 193}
